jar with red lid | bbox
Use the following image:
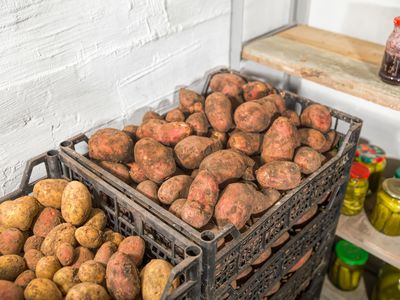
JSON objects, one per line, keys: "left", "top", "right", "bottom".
{"left": 379, "top": 16, "right": 400, "bottom": 85}
{"left": 341, "top": 162, "right": 370, "bottom": 216}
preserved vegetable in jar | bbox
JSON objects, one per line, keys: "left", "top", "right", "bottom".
{"left": 329, "top": 240, "right": 368, "bottom": 291}
{"left": 355, "top": 144, "right": 386, "bottom": 194}
{"left": 369, "top": 178, "right": 400, "bottom": 236}
{"left": 341, "top": 162, "right": 370, "bottom": 216}
{"left": 372, "top": 263, "right": 400, "bottom": 300}
{"left": 379, "top": 16, "right": 400, "bottom": 85}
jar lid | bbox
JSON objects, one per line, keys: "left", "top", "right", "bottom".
{"left": 356, "top": 144, "right": 386, "bottom": 164}
{"left": 395, "top": 167, "right": 400, "bottom": 179}
{"left": 394, "top": 16, "right": 400, "bottom": 27}
{"left": 382, "top": 178, "right": 400, "bottom": 200}
{"left": 335, "top": 240, "right": 368, "bottom": 266}
{"left": 350, "top": 162, "right": 370, "bottom": 179}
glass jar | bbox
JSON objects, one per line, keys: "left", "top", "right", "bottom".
{"left": 329, "top": 240, "right": 368, "bottom": 291}
{"left": 355, "top": 144, "right": 387, "bottom": 194}
{"left": 379, "top": 16, "right": 400, "bottom": 85}
{"left": 341, "top": 162, "right": 370, "bottom": 216}
{"left": 372, "top": 264, "right": 400, "bottom": 300}
{"left": 395, "top": 167, "right": 400, "bottom": 179}
{"left": 369, "top": 178, "right": 400, "bottom": 236}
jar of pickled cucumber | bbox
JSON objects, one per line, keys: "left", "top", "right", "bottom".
{"left": 341, "top": 162, "right": 370, "bottom": 216}
{"left": 372, "top": 263, "right": 400, "bottom": 300}
{"left": 355, "top": 144, "right": 386, "bottom": 194}
{"left": 369, "top": 178, "right": 400, "bottom": 236}
{"left": 329, "top": 240, "right": 368, "bottom": 291}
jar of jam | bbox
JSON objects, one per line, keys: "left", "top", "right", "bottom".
{"left": 379, "top": 16, "right": 400, "bottom": 85}
{"left": 355, "top": 144, "right": 386, "bottom": 194}
{"left": 341, "top": 162, "right": 370, "bottom": 216}
{"left": 329, "top": 240, "right": 368, "bottom": 291}
{"left": 372, "top": 263, "right": 400, "bottom": 300}
{"left": 369, "top": 178, "right": 400, "bottom": 236}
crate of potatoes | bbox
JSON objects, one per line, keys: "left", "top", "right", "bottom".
{"left": 0, "top": 150, "right": 202, "bottom": 300}
{"left": 60, "top": 67, "right": 362, "bottom": 299}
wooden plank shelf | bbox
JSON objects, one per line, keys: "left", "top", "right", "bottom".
{"left": 336, "top": 209, "right": 400, "bottom": 270}
{"left": 321, "top": 276, "right": 368, "bottom": 300}
{"left": 242, "top": 25, "right": 400, "bottom": 111}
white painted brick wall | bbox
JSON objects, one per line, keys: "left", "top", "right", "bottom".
{"left": 0, "top": 0, "right": 230, "bottom": 196}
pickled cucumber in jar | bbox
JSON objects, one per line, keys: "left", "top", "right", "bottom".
{"left": 341, "top": 162, "right": 370, "bottom": 216}
{"left": 329, "top": 240, "right": 368, "bottom": 291}
{"left": 372, "top": 263, "right": 400, "bottom": 300}
{"left": 355, "top": 144, "right": 386, "bottom": 194}
{"left": 369, "top": 178, "right": 400, "bottom": 236}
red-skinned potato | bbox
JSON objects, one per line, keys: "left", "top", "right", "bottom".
{"left": 261, "top": 117, "right": 300, "bottom": 163}
{"left": 168, "top": 199, "right": 187, "bottom": 218}
{"left": 256, "top": 161, "right": 302, "bottom": 190}
{"left": 106, "top": 252, "right": 140, "bottom": 300}
{"left": 180, "top": 170, "right": 219, "bottom": 229}
{"left": 228, "top": 131, "right": 262, "bottom": 156}
{"left": 289, "top": 249, "right": 313, "bottom": 272}
{"left": 134, "top": 138, "right": 176, "bottom": 183}
{"left": 24, "top": 249, "right": 44, "bottom": 271}
{"left": 15, "top": 270, "right": 36, "bottom": 290}
{"left": 185, "top": 112, "right": 209, "bottom": 136}
{"left": 234, "top": 101, "right": 271, "bottom": 133}
{"left": 271, "top": 231, "right": 290, "bottom": 248}
{"left": 99, "top": 161, "right": 131, "bottom": 184}
{"left": 209, "top": 73, "right": 246, "bottom": 94}
{"left": 252, "top": 188, "right": 281, "bottom": 215}
{"left": 71, "top": 247, "right": 94, "bottom": 269}
{"left": 298, "top": 128, "right": 327, "bottom": 152}
{"left": 243, "top": 81, "right": 273, "bottom": 101}
{"left": 165, "top": 108, "right": 185, "bottom": 122}
{"left": 127, "top": 162, "right": 148, "bottom": 184}
{"left": 136, "top": 180, "right": 159, "bottom": 203}
{"left": 175, "top": 136, "right": 222, "bottom": 170}
{"left": 158, "top": 175, "right": 192, "bottom": 205}
{"left": 118, "top": 236, "right": 145, "bottom": 267}
{"left": 214, "top": 183, "right": 256, "bottom": 230}
{"left": 94, "top": 242, "right": 118, "bottom": 266}
{"left": 261, "top": 94, "right": 286, "bottom": 113}
{"left": 0, "top": 280, "right": 24, "bottom": 300}
{"left": 282, "top": 110, "right": 300, "bottom": 126}
{"left": 199, "top": 149, "right": 255, "bottom": 184}
{"left": 300, "top": 104, "right": 332, "bottom": 133}
{"left": 33, "top": 208, "right": 62, "bottom": 238}
{"left": 142, "top": 111, "right": 162, "bottom": 123}
{"left": 24, "top": 236, "right": 44, "bottom": 252}
{"left": 179, "top": 88, "right": 204, "bottom": 113}
{"left": 205, "top": 92, "right": 233, "bottom": 133}
{"left": 209, "top": 129, "right": 227, "bottom": 146}
{"left": 88, "top": 128, "right": 133, "bottom": 163}
{"left": 294, "top": 146, "right": 322, "bottom": 174}
{"left": 0, "top": 228, "right": 25, "bottom": 255}
{"left": 136, "top": 119, "right": 192, "bottom": 146}
{"left": 320, "top": 130, "right": 337, "bottom": 153}
{"left": 122, "top": 125, "right": 138, "bottom": 141}
{"left": 56, "top": 243, "right": 75, "bottom": 266}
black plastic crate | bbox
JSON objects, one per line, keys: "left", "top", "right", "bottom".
{"left": 60, "top": 67, "right": 362, "bottom": 298}
{"left": 0, "top": 150, "right": 202, "bottom": 300}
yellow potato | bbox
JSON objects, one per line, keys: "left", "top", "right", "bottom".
{"left": 35, "top": 256, "right": 61, "bottom": 279}
{"left": 41, "top": 223, "right": 77, "bottom": 256}
{"left": 0, "top": 254, "right": 26, "bottom": 280}
{"left": 33, "top": 179, "right": 69, "bottom": 208}
{"left": 103, "top": 230, "right": 124, "bottom": 246}
{"left": 141, "top": 259, "right": 180, "bottom": 300}
{"left": 75, "top": 226, "right": 103, "bottom": 249}
{"left": 0, "top": 196, "right": 40, "bottom": 231}
{"left": 78, "top": 260, "right": 106, "bottom": 285}
{"left": 66, "top": 282, "right": 110, "bottom": 300}
{"left": 61, "top": 181, "right": 92, "bottom": 226}
{"left": 24, "top": 278, "right": 62, "bottom": 300}
{"left": 53, "top": 266, "right": 80, "bottom": 295}
{"left": 84, "top": 208, "right": 107, "bottom": 230}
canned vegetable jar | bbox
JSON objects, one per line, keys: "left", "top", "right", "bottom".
{"left": 372, "top": 263, "right": 400, "bottom": 300}
{"left": 369, "top": 178, "right": 400, "bottom": 236}
{"left": 329, "top": 240, "right": 368, "bottom": 291}
{"left": 341, "top": 162, "right": 370, "bottom": 216}
{"left": 355, "top": 144, "right": 387, "bottom": 194}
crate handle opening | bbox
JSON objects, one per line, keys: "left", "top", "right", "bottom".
{"left": 185, "top": 245, "right": 201, "bottom": 257}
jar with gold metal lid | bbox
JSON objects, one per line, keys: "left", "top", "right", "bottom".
{"left": 369, "top": 178, "right": 400, "bottom": 236}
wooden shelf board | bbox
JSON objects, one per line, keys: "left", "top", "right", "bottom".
{"left": 320, "top": 276, "right": 368, "bottom": 300}
{"left": 336, "top": 209, "right": 400, "bottom": 269}
{"left": 242, "top": 25, "right": 400, "bottom": 111}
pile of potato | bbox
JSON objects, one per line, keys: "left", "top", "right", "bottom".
{"left": 87, "top": 72, "right": 337, "bottom": 232}
{"left": 0, "top": 179, "right": 180, "bottom": 300}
